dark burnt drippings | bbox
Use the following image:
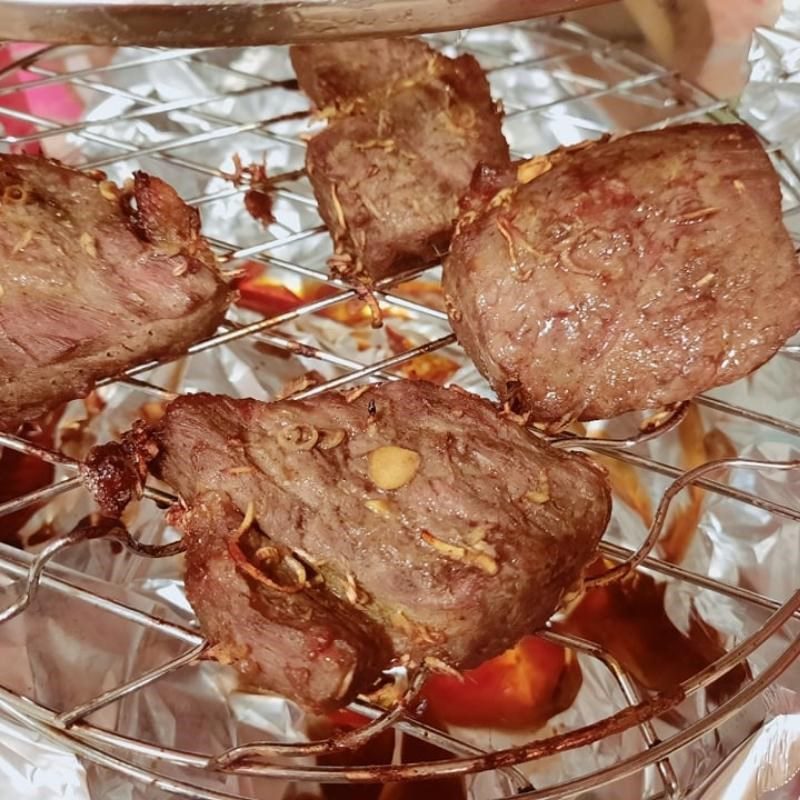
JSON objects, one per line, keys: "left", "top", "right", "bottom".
{"left": 81, "top": 421, "right": 158, "bottom": 518}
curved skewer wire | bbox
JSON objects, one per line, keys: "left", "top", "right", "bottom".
{"left": 0, "top": 526, "right": 92, "bottom": 624}
{"left": 0, "top": 518, "right": 184, "bottom": 626}
{"left": 548, "top": 402, "right": 689, "bottom": 451}
{"left": 212, "top": 668, "right": 428, "bottom": 768}
{"left": 582, "top": 456, "right": 800, "bottom": 590}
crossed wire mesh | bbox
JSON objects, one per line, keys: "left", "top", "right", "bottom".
{"left": 0, "top": 17, "right": 799, "bottom": 800}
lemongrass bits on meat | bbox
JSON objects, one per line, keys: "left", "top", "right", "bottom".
{"left": 293, "top": 546, "right": 324, "bottom": 570}
{"left": 489, "top": 187, "right": 515, "bottom": 209}
{"left": 734, "top": 179, "right": 746, "bottom": 194}
{"left": 356, "top": 286, "right": 383, "bottom": 328}
{"left": 277, "top": 424, "right": 319, "bottom": 451}
{"left": 318, "top": 428, "right": 346, "bottom": 450}
{"left": 344, "top": 572, "right": 359, "bottom": 604}
{"left": 454, "top": 209, "right": 478, "bottom": 238}
{"left": 354, "top": 139, "right": 396, "bottom": 152}
{"left": 227, "top": 466, "right": 255, "bottom": 476}
{"left": 364, "top": 498, "right": 393, "bottom": 518}
{"left": 422, "top": 531, "right": 466, "bottom": 560}
{"left": 517, "top": 155, "right": 554, "bottom": 185}
{"left": 172, "top": 262, "right": 189, "bottom": 278}
{"left": 235, "top": 501, "right": 256, "bottom": 537}
{"left": 335, "top": 664, "right": 357, "bottom": 701}
{"left": 330, "top": 184, "right": 346, "bottom": 229}
{"left": 366, "top": 678, "right": 405, "bottom": 708}
{"left": 425, "top": 531, "right": 501, "bottom": 577}
{"left": 694, "top": 272, "right": 715, "bottom": 289}
{"left": 98, "top": 180, "right": 119, "bottom": 201}
{"left": 496, "top": 218, "right": 519, "bottom": 267}
{"left": 12, "top": 229, "right": 33, "bottom": 254}
{"left": 465, "top": 525, "right": 489, "bottom": 545}
{"left": 423, "top": 656, "right": 462, "bottom": 678}
{"left": 677, "top": 207, "right": 720, "bottom": 223}
{"left": 79, "top": 232, "right": 97, "bottom": 258}
{"left": 444, "top": 293, "right": 462, "bottom": 322}
{"left": 255, "top": 545, "right": 279, "bottom": 564}
{"left": 368, "top": 445, "right": 420, "bottom": 490}
{"left": 525, "top": 470, "right": 550, "bottom": 504}
{"left": 470, "top": 552, "right": 499, "bottom": 575}
{"left": 640, "top": 404, "right": 682, "bottom": 432}
{"left": 345, "top": 385, "right": 371, "bottom": 403}
{"left": 361, "top": 194, "right": 381, "bottom": 219}
{"left": 391, "top": 609, "right": 414, "bottom": 636}
{"left": 284, "top": 554, "right": 308, "bottom": 588}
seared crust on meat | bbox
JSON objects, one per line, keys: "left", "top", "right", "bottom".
{"left": 444, "top": 124, "right": 800, "bottom": 422}
{"left": 0, "top": 155, "right": 231, "bottom": 431}
{"left": 294, "top": 39, "right": 510, "bottom": 283}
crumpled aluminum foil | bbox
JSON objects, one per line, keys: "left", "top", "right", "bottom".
{"left": 0, "top": 7, "right": 798, "bottom": 800}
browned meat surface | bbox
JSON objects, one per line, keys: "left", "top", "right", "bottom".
{"left": 290, "top": 38, "right": 435, "bottom": 109}
{"left": 0, "top": 156, "right": 231, "bottom": 431}
{"left": 443, "top": 124, "right": 800, "bottom": 423}
{"left": 179, "top": 492, "right": 390, "bottom": 712}
{"left": 92, "top": 380, "right": 609, "bottom": 710}
{"left": 295, "top": 39, "right": 509, "bottom": 284}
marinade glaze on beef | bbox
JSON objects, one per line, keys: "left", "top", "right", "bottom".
{"left": 443, "top": 124, "right": 800, "bottom": 423}
{"left": 292, "top": 38, "right": 510, "bottom": 284}
{"left": 104, "top": 380, "right": 610, "bottom": 710}
{"left": 0, "top": 155, "right": 230, "bottom": 431}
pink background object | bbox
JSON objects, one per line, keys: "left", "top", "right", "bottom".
{"left": 0, "top": 43, "right": 84, "bottom": 154}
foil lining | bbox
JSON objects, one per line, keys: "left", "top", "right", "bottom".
{"left": 0, "top": 8, "right": 798, "bottom": 800}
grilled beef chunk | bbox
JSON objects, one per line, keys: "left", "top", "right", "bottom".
{"left": 88, "top": 380, "right": 610, "bottom": 710}
{"left": 443, "top": 124, "right": 800, "bottom": 423}
{"left": 0, "top": 156, "right": 230, "bottom": 431}
{"left": 294, "top": 39, "right": 510, "bottom": 284}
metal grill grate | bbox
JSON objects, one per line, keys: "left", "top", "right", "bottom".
{"left": 0, "top": 18, "right": 798, "bottom": 800}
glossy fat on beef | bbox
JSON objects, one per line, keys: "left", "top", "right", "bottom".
{"left": 143, "top": 380, "right": 610, "bottom": 709}
{"left": 293, "top": 39, "right": 510, "bottom": 283}
{"left": 0, "top": 156, "right": 230, "bottom": 431}
{"left": 443, "top": 124, "right": 800, "bottom": 422}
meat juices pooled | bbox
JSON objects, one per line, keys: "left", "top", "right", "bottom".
{"left": 0, "top": 155, "right": 230, "bottom": 431}
{"left": 293, "top": 39, "right": 510, "bottom": 284}
{"left": 93, "top": 381, "right": 610, "bottom": 711}
{"left": 443, "top": 124, "right": 800, "bottom": 423}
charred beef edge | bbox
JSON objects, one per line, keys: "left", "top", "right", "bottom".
{"left": 81, "top": 421, "right": 159, "bottom": 518}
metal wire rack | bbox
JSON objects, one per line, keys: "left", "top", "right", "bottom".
{"left": 0, "top": 17, "right": 799, "bottom": 800}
